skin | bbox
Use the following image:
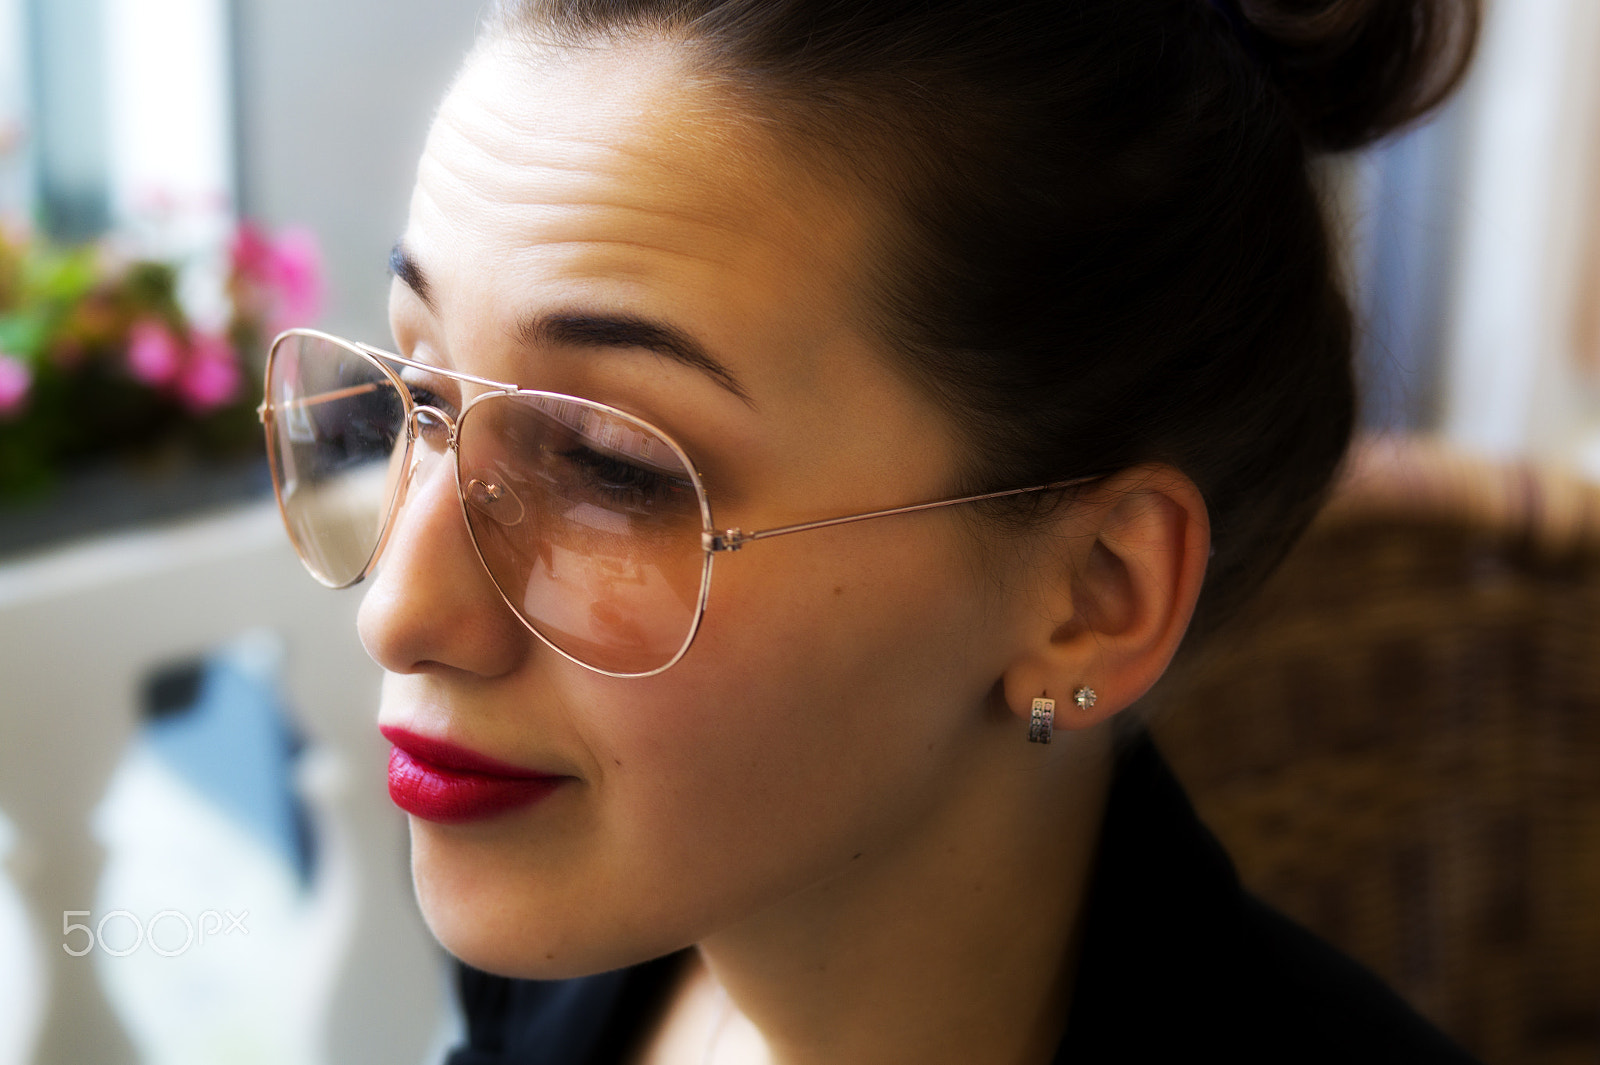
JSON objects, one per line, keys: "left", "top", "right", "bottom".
{"left": 360, "top": 33, "right": 1211, "bottom": 1065}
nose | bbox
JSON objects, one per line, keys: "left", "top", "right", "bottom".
{"left": 357, "top": 444, "right": 528, "bottom": 678}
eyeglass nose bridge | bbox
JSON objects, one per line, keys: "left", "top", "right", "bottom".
{"left": 386, "top": 404, "right": 459, "bottom": 525}
{"left": 408, "top": 404, "right": 458, "bottom": 450}
{"left": 398, "top": 399, "right": 528, "bottom": 529}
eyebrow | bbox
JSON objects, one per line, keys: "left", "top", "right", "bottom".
{"left": 389, "top": 241, "right": 754, "bottom": 407}
{"left": 518, "top": 313, "right": 754, "bottom": 406}
{"left": 389, "top": 243, "right": 433, "bottom": 311}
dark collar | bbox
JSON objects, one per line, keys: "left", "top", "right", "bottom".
{"left": 1059, "top": 734, "right": 1477, "bottom": 1063}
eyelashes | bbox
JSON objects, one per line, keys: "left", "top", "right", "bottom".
{"left": 555, "top": 444, "right": 694, "bottom": 507}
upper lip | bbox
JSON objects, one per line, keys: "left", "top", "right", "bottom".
{"left": 380, "top": 725, "right": 558, "bottom": 779}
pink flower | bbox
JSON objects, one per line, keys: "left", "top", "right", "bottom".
{"left": 230, "top": 222, "right": 324, "bottom": 333}
{"left": 229, "top": 222, "right": 275, "bottom": 282}
{"left": 0, "top": 353, "right": 30, "bottom": 417}
{"left": 177, "top": 332, "right": 241, "bottom": 412}
{"left": 127, "top": 319, "right": 183, "bottom": 386}
{"left": 265, "top": 226, "right": 323, "bottom": 331}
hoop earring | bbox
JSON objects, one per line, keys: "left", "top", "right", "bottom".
{"left": 1028, "top": 693, "right": 1055, "bottom": 744}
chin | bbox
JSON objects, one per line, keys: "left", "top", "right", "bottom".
{"left": 420, "top": 899, "right": 687, "bottom": 982}
{"left": 408, "top": 822, "right": 689, "bottom": 981}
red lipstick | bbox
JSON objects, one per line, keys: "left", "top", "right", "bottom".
{"left": 381, "top": 726, "right": 565, "bottom": 823}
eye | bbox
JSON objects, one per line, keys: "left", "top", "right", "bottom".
{"left": 394, "top": 367, "right": 459, "bottom": 418}
{"left": 406, "top": 383, "right": 453, "bottom": 412}
{"left": 558, "top": 444, "right": 695, "bottom": 505}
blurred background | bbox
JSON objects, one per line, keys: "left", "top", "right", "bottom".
{"left": 1, "top": 2, "right": 479, "bottom": 1063}
{"left": 0, "top": 1, "right": 1597, "bottom": 1063}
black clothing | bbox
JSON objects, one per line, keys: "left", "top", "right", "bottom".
{"left": 445, "top": 736, "right": 1479, "bottom": 1064}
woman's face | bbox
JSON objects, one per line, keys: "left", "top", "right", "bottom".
{"left": 363, "top": 35, "right": 1044, "bottom": 977}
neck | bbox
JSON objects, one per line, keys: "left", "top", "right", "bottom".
{"left": 688, "top": 723, "right": 1116, "bottom": 1065}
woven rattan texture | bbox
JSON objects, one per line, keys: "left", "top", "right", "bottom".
{"left": 1150, "top": 439, "right": 1600, "bottom": 1065}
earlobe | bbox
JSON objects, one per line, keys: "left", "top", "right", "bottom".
{"left": 1002, "top": 465, "right": 1209, "bottom": 734}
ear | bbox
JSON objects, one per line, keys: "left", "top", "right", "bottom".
{"left": 1001, "top": 464, "right": 1210, "bottom": 732}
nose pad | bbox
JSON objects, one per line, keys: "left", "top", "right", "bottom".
{"left": 464, "top": 475, "right": 526, "bottom": 527}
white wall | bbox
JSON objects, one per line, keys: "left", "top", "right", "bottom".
{"left": 104, "top": 0, "right": 234, "bottom": 245}
{"left": 1439, "top": 0, "right": 1600, "bottom": 473}
{"left": 0, "top": 505, "right": 451, "bottom": 1065}
{"left": 232, "top": 0, "right": 484, "bottom": 343}
{"left": 0, "top": 0, "right": 31, "bottom": 222}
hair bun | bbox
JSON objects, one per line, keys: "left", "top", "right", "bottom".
{"left": 1233, "top": 0, "right": 1481, "bottom": 151}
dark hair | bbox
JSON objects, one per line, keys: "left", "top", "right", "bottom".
{"left": 486, "top": 0, "right": 1479, "bottom": 641}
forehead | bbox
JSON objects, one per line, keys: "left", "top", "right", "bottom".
{"left": 431, "top": 38, "right": 750, "bottom": 223}
{"left": 402, "top": 35, "right": 962, "bottom": 502}
{"left": 410, "top": 36, "right": 867, "bottom": 331}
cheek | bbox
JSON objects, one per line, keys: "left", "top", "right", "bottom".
{"left": 592, "top": 523, "right": 1002, "bottom": 882}
{"left": 409, "top": 521, "right": 1006, "bottom": 978}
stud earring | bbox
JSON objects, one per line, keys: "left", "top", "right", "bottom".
{"left": 1028, "top": 693, "right": 1055, "bottom": 744}
{"left": 1074, "top": 686, "right": 1098, "bottom": 712}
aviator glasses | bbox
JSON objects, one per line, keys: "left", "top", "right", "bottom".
{"left": 260, "top": 328, "right": 1094, "bottom": 677}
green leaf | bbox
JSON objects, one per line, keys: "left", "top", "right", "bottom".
{"left": 0, "top": 312, "right": 49, "bottom": 362}
{"left": 29, "top": 246, "right": 99, "bottom": 303}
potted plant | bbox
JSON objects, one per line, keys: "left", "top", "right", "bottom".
{"left": 0, "top": 222, "right": 321, "bottom": 551}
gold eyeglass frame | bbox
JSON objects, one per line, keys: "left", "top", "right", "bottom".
{"left": 260, "top": 327, "right": 1098, "bottom": 678}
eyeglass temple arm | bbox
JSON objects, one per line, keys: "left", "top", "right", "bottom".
{"left": 257, "top": 382, "right": 385, "bottom": 421}
{"left": 702, "top": 476, "right": 1100, "bottom": 553}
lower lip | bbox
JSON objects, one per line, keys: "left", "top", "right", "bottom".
{"left": 386, "top": 746, "right": 564, "bottom": 824}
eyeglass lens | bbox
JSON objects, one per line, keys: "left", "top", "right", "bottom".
{"left": 265, "top": 333, "right": 409, "bottom": 587}
{"left": 265, "top": 332, "right": 710, "bottom": 675}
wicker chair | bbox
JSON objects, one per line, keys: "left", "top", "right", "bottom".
{"left": 1149, "top": 435, "right": 1600, "bottom": 1065}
